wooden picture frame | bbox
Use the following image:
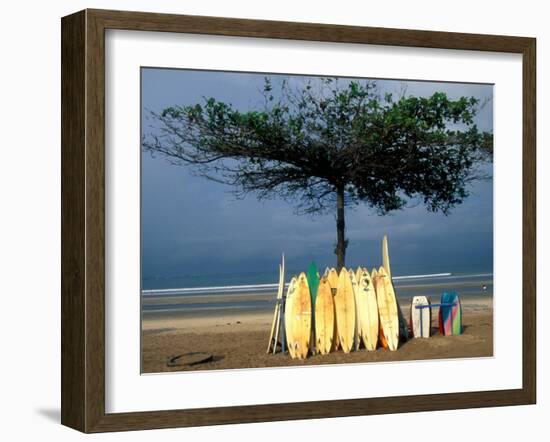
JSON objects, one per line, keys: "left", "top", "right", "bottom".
{"left": 61, "top": 8, "right": 536, "bottom": 433}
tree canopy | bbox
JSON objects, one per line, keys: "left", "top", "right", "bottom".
{"left": 143, "top": 77, "right": 492, "bottom": 269}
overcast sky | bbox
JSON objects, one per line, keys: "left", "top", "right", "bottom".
{"left": 141, "top": 68, "right": 493, "bottom": 284}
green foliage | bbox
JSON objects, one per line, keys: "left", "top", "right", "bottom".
{"left": 144, "top": 77, "right": 492, "bottom": 217}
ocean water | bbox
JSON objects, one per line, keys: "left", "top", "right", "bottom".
{"left": 142, "top": 262, "right": 492, "bottom": 291}
{"left": 141, "top": 270, "right": 493, "bottom": 317}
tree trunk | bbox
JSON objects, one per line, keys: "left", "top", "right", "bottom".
{"left": 335, "top": 186, "right": 346, "bottom": 271}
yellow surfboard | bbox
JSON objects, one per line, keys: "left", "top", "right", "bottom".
{"left": 371, "top": 267, "right": 378, "bottom": 279}
{"left": 382, "top": 235, "right": 409, "bottom": 341}
{"left": 288, "top": 272, "right": 312, "bottom": 359}
{"left": 327, "top": 268, "right": 340, "bottom": 351}
{"left": 374, "top": 267, "right": 399, "bottom": 351}
{"left": 315, "top": 277, "right": 334, "bottom": 355}
{"left": 335, "top": 268, "right": 356, "bottom": 354}
{"left": 327, "top": 268, "right": 339, "bottom": 289}
{"left": 357, "top": 267, "right": 379, "bottom": 351}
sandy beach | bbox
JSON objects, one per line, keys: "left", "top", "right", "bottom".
{"left": 141, "top": 295, "right": 493, "bottom": 373}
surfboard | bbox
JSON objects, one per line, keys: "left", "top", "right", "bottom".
{"left": 266, "top": 254, "right": 285, "bottom": 353}
{"left": 356, "top": 267, "right": 379, "bottom": 350}
{"left": 349, "top": 270, "right": 361, "bottom": 351}
{"left": 371, "top": 267, "right": 378, "bottom": 279}
{"left": 284, "top": 277, "right": 298, "bottom": 358}
{"left": 306, "top": 262, "right": 320, "bottom": 307}
{"left": 438, "top": 303, "right": 444, "bottom": 335}
{"left": 382, "top": 235, "right": 391, "bottom": 279}
{"left": 327, "top": 268, "right": 340, "bottom": 351}
{"left": 327, "top": 268, "right": 339, "bottom": 291}
{"left": 448, "top": 291, "right": 462, "bottom": 335}
{"left": 379, "top": 326, "right": 388, "bottom": 349}
{"left": 315, "top": 277, "right": 334, "bottom": 355}
{"left": 288, "top": 272, "right": 312, "bottom": 359}
{"left": 439, "top": 292, "right": 453, "bottom": 336}
{"left": 370, "top": 266, "right": 387, "bottom": 348}
{"left": 411, "top": 296, "right": 431, "bottom": 338}
{"left": 374, "top": 267, "right": 399, "bottom": 351}
{"left": 355, "top": 267, "right": 363, "bottom": 284}
{"left": 382, "top": 235, "right": 409, "bottom": 341}
{"left": 306, "top": 262, "right": 320, "bottom": 354}
{"left": 266, "top": 264, "right": 281, "bottom": 353}
{"left": 280, "top": 288, "right": 287, "bottom": 354}
{"left": 452, "top": 296, "right": 462, "bottom": 335}
{"left": 335, "top": 268, "right": 356, "bottom": 353}
{"left": 273, "top": 255, "right": 286, "bottom": 353}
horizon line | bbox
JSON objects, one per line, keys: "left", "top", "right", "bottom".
{"left": 141, "top": 272, "right": 493, "bottom": 295}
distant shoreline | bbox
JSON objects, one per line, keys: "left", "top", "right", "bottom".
{"left": 142, "top": 271, "right": 493, "bottom": 293}
{"left": 142, "top": 294, "right": 492, "bottom": 323}
{"left": 142, "top": 271, "right": 493, "bottom": 318}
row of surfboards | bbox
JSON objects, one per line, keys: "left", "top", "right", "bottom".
{"left": 310, "top": 267, "right": 399, "bottom": 358}
{"left": 269, "top": 266, "right": 463, "bottom": 359}
{"left": 281, "top": 264, "right": 400, "bottom": 359}
{"left": 266, "top": 236, "right": 463, "bottom": 359}
{"left": 267, "top": 236, "right": 406, "bottom": 359}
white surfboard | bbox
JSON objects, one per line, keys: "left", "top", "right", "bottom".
{"left": 272, "top": 255, "right": 285, "bottom": 353}
{"left": 266, "top": 254, "right": 285, "bottom": 353}
{"left": 411, "top": 295, "right": 431, "bottom": 338}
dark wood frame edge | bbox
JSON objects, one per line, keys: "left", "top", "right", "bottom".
{"left": 61, "top": 9, "right": 536, "bottom": 433}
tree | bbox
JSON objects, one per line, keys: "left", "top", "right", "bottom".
{"left": 143, "top": 77, "right": 492, "bottom": 270}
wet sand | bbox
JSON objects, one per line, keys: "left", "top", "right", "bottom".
{"left": 141, "top": 296, "right": 493, "bottom": 373}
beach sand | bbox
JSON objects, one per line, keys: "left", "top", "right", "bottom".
{"left": 141, "top": 296, "right": 493, "bottom": 373}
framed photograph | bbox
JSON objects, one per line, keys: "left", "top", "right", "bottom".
{"left": 61, "top": 9, "right": 536, "bottom": 433}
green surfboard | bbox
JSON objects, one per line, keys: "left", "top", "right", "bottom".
{"left": 306, "top": 262, "right": 320, "bottom": 307}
